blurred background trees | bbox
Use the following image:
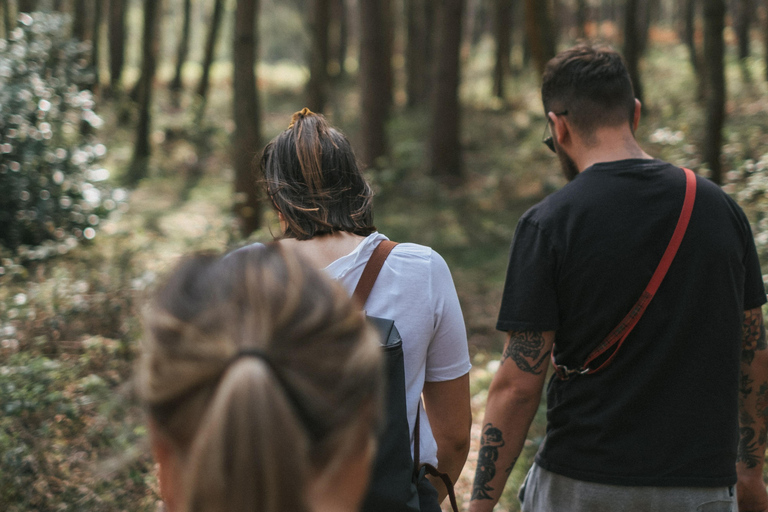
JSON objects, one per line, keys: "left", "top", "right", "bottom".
{"left": 3, "top": 1, "right": 768, "bottom": 510}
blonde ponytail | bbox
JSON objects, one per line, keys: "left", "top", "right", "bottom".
{"left": 137, "top": 244, "right": 382, "bottom": 512}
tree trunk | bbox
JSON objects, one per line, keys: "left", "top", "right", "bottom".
{"left": 576, "top": 0, "right": 588, "bottom": 38}
{"left": 684, "top": 0, "right": 698, "bottom": 72}
{"left": 17, "top": 0, "right": 36, "bottom": 12}
{"left": 306, "top": 0, "right": 331, "bottom": 112}
{"left": 91, "top": 0, "right": 103, "bottom": 92}
{"left": 764, "top": 0, "right": 768, "bottom": 82}
{"left": 330, "top": 0, "right": 348, "bottom": 77}
{"left": 233, "top": 0, "right": 262, "bottom": 236}
{"left": 170, "top": 0, "right": 193, "bottom": 92}
{"left": 735, "top": 0, "right": 752, "bottom": 59}
{"left": 702, "top": 0, "right": 725, "bottom": 185}
{"left": 623, "top": 0, "right": 654, "bottom": 104}
{"left": 196, "top": 0, "right": 225, "bottom": 101}
{"left": 127, "top": 0, "right": 162, "bottom": 185}
{"left": 406, "top": 0, "right": 429, "bottom": 107}
{"left": 73, "top": 0, "right": 91, "bottom": 40}
{"left": 108, "top": 0, "right": 126, "bottom": 91}
{"left": 492, "top": 0, "right": 513, "bottom": 100}
{"left": 524, "top": 0, "right": 556, "bottom": 76}
{"left": 2, "top": 0, "right": 12, "bottom": 39}
{"left": 429, "top": 0, "right": 463, "bottom": 184}
{"left": 359, "top": 0, "right": 393, "bottom": 167}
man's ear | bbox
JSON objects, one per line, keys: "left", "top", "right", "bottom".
{"left": 548, "top": 111, "right": 571, "bottom": 149}
{"left": 632, "top": 99, "right": 642, "bottom": 133}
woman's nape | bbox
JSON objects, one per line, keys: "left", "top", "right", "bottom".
{"left": 136, "top": 244, "right": 383, "bottom": 512}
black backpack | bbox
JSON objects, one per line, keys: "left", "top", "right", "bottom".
{"left": 353, "top": 241, "right": 458, "bottom": 512}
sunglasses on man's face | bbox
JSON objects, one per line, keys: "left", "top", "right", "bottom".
{"left": 542, "top": 110, "right": 568, "bottom": 153}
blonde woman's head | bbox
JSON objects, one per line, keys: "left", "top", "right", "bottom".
{"left": 136, "top": 244, "right": 383, "bottom": 512}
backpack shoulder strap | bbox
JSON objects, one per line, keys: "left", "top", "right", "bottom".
{"left": 352, "top": 240, "right": 398, "bottom": 307}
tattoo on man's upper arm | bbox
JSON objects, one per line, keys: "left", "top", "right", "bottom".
{"left": 501, "top": 331, "right": 549, "bottom": 374}
{"left": 471, "top": 423, "right": 506, "bottom": 501}
{"left": 742, "top": 309, "right": 767, "bottom": 365}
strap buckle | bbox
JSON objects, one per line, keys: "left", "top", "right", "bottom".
{"left": 554, "top": 363, "right": 590, "bottom": 380}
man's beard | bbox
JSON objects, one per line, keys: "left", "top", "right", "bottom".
{"left": 555, "top": 141, "right": 580, "bottom": 182}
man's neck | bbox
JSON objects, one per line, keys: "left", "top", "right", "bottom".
{"left": 573, "top": 128, "right": 653, "bottom": 173}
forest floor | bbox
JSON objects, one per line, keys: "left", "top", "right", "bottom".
{"left": 2, "top": 36, "right": 768, "bottom": 511}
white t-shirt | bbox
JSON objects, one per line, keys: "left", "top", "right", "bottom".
{"left": 324, "top": 232, "right": 471, "bottom": 467}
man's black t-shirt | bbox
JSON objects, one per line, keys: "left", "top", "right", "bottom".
{"left": 497, "top": 159, "right": 766, "bottom": 487}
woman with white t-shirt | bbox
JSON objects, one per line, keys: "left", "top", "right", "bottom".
{"left": 253, "top": 108, "right": 472, "bottom": 511}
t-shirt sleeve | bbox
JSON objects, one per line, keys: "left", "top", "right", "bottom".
{"left": 742, "top": 219, "right": 766, "bottom": 310}
{"left": 424, "top": 251, "right": 471, "bottom": 382}
{"left": 496, "top": 218, "right": 560, "bottom": 332}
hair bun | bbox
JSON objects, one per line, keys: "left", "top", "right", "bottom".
{"left": 288, "top": 107, "right": 315, "bottom": 129}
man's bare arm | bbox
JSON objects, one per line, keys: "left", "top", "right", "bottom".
{"left": 469, "top": 330, "right": 554, "bottom": 512}
{"left": 737, "top": 307, "right": 768, "bottom": 512}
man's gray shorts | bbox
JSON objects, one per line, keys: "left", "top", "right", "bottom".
{"left": 519, "top": 463, "right": 736, "bottom": 512}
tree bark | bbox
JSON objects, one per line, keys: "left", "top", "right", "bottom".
{"left": 524, "top": 0, "right": 556, "bottom": 76}
{"left": 702, "top": 0, "right": 725, "bottom": 184}
{"left": 330, "top": 0, "right": 348, "bottom": 77}
{"left": 233, "top": 0, "right": 262, "bottom": 236}
{"left": 306, "top": 0, "right": 331, "bottom": 112}
{"left": 108, "top": 0, "right": 126, "bottom": 91}
{"left": 406, "top": 0, "right": 430, "bottom": 107}
{"left": 429, "top": 0, "right": 463, "bottom": 184}
{"left": 2, "top": 0, "right": 12, "bottom": 39}
{"left": 359, "top": 0, "right": 393, "bottom": 167}
{"left": 73, "top": 0, "right": 91, "bottom": 41}
{"left": 735, "top": 0, "right": 752, "bottom": 59}
{"left": 764, "top": 0, "right": 768, "bottom": 82}
{"left": 623, "top": 0, "right": 656, "bottom": 105}
{"left": 170, "top": 0, "right": 193, "bottom": 92}
{"left": 492, "top": 0, "right": 513, "bottom": 100}
{"left": 91, "top": 0, "right": 103, "bottom": 92}
{"left": 196, "top": 0, "right": 225, "bottom": 101}
{"left": 17, "top": 0, "right": 36, "bottom": 12}
{"left": 127, "top": 0, "right": 162, "bottom": 185}
{"left": 576, "top": 0, "right": 588, "bottom": 38}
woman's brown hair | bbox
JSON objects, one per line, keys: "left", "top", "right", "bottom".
{"left": 136, "top": 244, "right": 382, "bottom": 512}
{"left": 259, "top": 108, "right": 376, "bottom": 240}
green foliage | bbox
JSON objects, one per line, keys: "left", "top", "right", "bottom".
{"left": 0, "top": 13, "right": 126, "bottom": 265}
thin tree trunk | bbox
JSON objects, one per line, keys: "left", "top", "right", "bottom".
{"left": 2, "top": 0, "right": 12, "bottom": 39}
{"left": 461, "top": 0, "right": 478, "bottom": 58}
{"left": 233, "top": 0, "right": 262, "bottom": 236}
{"left": 492, "top": 0, "right": 513, "bottom": 100}
{"left": 684, "top": 0, "right": 698, "bottom": 72}
{"left": 306, "top": 0, "right": 331, "bottom": 112}
{"left": 91, "top": 0, "right": 103, "bottom": 92}
{"left": 429, "top": 0, "right": 464, "bottom": 184}
{"left": 359, "top": 0, "right": 393, "bottom": 167}
{"left": 524, "top": 0, "right": 556, "bottom": 76}
{"left": 764, "top": 0, "right": 768, "bottom": 82}
{"left": 576, "top": 0, "right": 588, "bottom": 38}
{"left": 196, "top": 0, "right": 225, "bottom": 101}
{"left": 623, "top": 0, "right": 645, "bottom": 104}
{"left": 17, "top": 0, "right": 36, "bottom": 11}
{"left": 170, "top": 0, "right": 193, "bottom": 92}
{"left": 703, "top": 0, "right": 725, "bottom": 184}
{"left": 127, "top": 0, "right": 162, "bottom": 185}
{"left": 406, "top": 0, "right": 429, "bottom": 107}
{"left": 73, "top": 0, "right": 90, "bottom": 40}
{"left": 331, "top": 0, "right": 348, "bottom": 77}
{"left": 109, "top": 0, "right": 126, "bottom": 91}
{"left": 736, "top": 0, "right": 752, "bottom": 59}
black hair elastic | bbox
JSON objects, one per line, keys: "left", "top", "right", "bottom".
{"left": 230, "top": 347, "right": 326, "bottom": 442}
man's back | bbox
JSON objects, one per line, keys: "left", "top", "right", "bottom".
{"left": 497, "top": 158, "right": 765, "bottom": 485}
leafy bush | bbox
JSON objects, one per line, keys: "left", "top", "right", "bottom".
{"left": 0, "top": 13, "right": 126, "bottom": 266}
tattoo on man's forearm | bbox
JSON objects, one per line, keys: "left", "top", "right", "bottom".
{"left": 738, "top": 426, "right": 762, "bottom": 468}
{"left": 742, "top": 310, "right": 767, "bottom": 364}
{"left": 471, "top": 423, "right": 506, "bottom": 501}
{"left": 505, "top": 458, "right": 518, "bottom": 474}
{"left": 501, "top": 331, "right": 548, "bottom": 374}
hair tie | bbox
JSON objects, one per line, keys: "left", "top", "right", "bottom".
{"left": 229, "top": 346, "right": 325, "bottom": 441}
{"left": 287, "top": 107, "right": 314, "bottom": 129}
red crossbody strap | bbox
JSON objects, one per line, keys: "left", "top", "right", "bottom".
{"left": 553, "top": 167, "right": 697, "bottom": 379}
{"left": 352, "top": 240, "right": 398, "bottom": 308}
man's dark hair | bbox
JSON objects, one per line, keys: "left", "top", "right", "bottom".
{"left": 259, "top": 109, "right": 375, "bottom": 240}
{"left": 541, "top": 44, "right": 636, "bottom": 138}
